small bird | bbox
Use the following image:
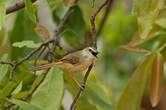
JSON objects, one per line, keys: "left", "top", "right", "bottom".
{"left": 31, "top": 47, "right": 98, "bottom": 73}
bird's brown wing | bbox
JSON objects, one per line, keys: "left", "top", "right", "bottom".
{"left": 31, "top": 51, "right": 81, "bottom": 72}
{"left": 59, "top": 52, "right": 80, "bottom": 64}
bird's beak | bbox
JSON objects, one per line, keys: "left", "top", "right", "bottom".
{"left": 92, "top": 51, "right": 99, "bottom": 58}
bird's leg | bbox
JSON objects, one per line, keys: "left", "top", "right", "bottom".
{"left": 72, "top": 78, "right": 85, "bottom": 91}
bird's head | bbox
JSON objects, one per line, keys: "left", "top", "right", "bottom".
{"left": 82, "top": 47, "right": 98, "bottom": 58}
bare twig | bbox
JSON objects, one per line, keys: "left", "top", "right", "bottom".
{"left": 33, "top": 46, "right": 47, "bottom": 75}
{"left": 69, "top": 64, "right": 93, "bottom": 110}
{"left": 5, "top": 41, "right": 54, "bottom": 109}
{"left": 9, "top": 39, "right": 54, "bottom": 79}
{"left": 50, "top": 6, "right": 75, "bottom": 61}
{"left": 16, "top": 40, "right": 52, "bottom": 65}
{"left": 6, "top": 1, "right": 77, "bottom": 79}
{"left": 90, "top": 0, "right": 109, "bottom": 48}
{"left": 0, "top": 61, "right": 14, "bottom": 67}
{"left": 69, "top": 0, "right": 113, "bottom": 109}
{"left": 3, "top": 0, "right": 113, "bottom": 109}
{"left": 5, "top": 69, "right": 49, "bottom": 110}
{"left": 97, "top": 0, "right": 114, "bottom": 37}
{"left": 23, "top": 70, "right": 49, "bottom": 100}
{"left": 4, "top": 1, "right": 81, "bottom": 110}
{"left": 6, "top": 0, "right": 37, "bottom": 15}
{"left": 54, "top": 8, "right": 74, "bottom": 43}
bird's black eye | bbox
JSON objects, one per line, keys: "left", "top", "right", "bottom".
{"left": 88, "top": 48, "right": 98, "bottom": 57}
{"left": 89, "top": 49, "right": 92, "bottom": 52}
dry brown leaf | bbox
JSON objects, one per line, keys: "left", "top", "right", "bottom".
{"left": 150, "top": 53, "right": 164, "bottom": 107}
{"left": 120, "top": 44, "right": 149, "bottom": 53}
{"left": 35, "top": 23, "right": 50, "bottom": 41}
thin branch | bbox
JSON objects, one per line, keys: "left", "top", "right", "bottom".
{"left": 5, "top": 69, "right": 49, "bottom": 110}
{"left": 69, "top": 1, "right": 111, "bottom": 109}
{"left": 5, "top": 4, "right": 77, "bottom": 108}
{"left": 69, "top": 64, "right": 93, "bottom": 110}
{"left": 9, "top": 39, "right": 54, "bottom": 79}
{"left": 7, "top": 2, "right": 76, "bottom": 79}
{"left": 54, "top": 8, "right": 74, "bottom": 43}
{"left": 33, "top": 46, "right": 47, "bottom": 75}
{"left": 97, "top": 0, "right": 114, "bottom": 37}
{"left": 0, "top": 61, "right": 14, "bottom": 67}
{"left": 90, "top": 0, "right": 109, "bottom": 48}
{"left": 50, "top": 6, "right": 76, "bottom": 61}
{"left": 23, "top": 70, "right": 49, "bottom": 100}
{"left": 3, "top": 0, "right": 112, "bottom": 109}
{"left": 6, "top": 0, "right": 37, "bottom": 15}
{"left": 16, "top": 41, "right": 51, "bottom": 65}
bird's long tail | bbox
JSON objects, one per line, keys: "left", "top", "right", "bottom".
{"left": 30, "top": 62, "right": 62, "bottom": 71}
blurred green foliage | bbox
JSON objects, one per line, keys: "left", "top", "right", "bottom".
{"left": 0, "top": 0, "right": 165, "bottom": 110}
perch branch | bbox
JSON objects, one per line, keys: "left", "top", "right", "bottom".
{"left": 69, "top": 64, "right": 93, "bottom": 110}
{"left": 97, "top": 0, "right": 114, "bottom": 37}
{"left": 70, "top": 0, "right": 111, "bottom": 109}
{"left": 6, "top": 0, "right": 37, "bottom": 15}
{"left": 90, "top": 0, "right": 109, "bottom": 48}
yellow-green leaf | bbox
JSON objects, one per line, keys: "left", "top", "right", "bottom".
{"left": 150, "top": 53, "right": 164, "bottom": 107}
{"left": 12, "top": 40, "right": 42, "bottom": 49}
{"left": 116, "top": 55, "right": 155, "bottom": 110}
{"left": 30, "top": 67, "right": 64, "bottom": 110}
{"left": 0, "top": 3, "right": 5, "bottom": 30}
{"left": 8, "top": 99, "right": 41, "bottom": 110}
{"left": 0, "top": 54, "right": 9, "bottom": 81}
{"left": 0, "top": 81, "right": 19, "bottom": 100}
{"left": 25, "top": 0, "right": 37, "bottom": 24}
{"left": 135, "top": 0, "right": 165, "bottom": 39}
{"left": 155, "top": 18, "right": 166, "bottom": 29}
{"left": 11, "top": 81, "right": 23, "bottom": 95}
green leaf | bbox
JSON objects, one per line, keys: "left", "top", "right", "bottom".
{"left": 25, "top": 0, "right": 37, "bottom": 24}
{"left": 26, "top": 73, "right": 46, "bottom": 98}
{"left": 116, "top": 55, "right": 155, "bottom": 110}
{"left": 155, "top": 18, "right": 166, "bottom": 29}
{"left": 77, "top": 96, "right": 98, "bottom": 110}
{"left": 85, "top": 93, "right": 112, "bottom": 110}
{"left": 12, "top": 40, "right": 41, "bottom": 49}
{"left": 10, "top": 10, "right": 39, "bottom": 60}
{"left": 30, "top": 67, "right": 64, "bottom": 110}
{"left": 0, "top": 3, "right": 5, "bottom": 30}
{"left": 53, "top": 6, "right": 86, "bottom": 48}
{"left": 66, "top": 6, "right": 85, "bottom": 36}
{"left": 135, "top": 0, "right": 165, "bottom": 39}
{"left": 131, "top": 0, "right": 137, "bottom": 14}
{"left": 8, "top": 99, "right": 41, "bottom": 110}
{"left": 0, "top": 81, "right": 19, "bottom": 108}
{"left": 11, "top": 81, "right": 23, "bottom": 95}
{"left": 87, "top": 81, "right": 111, "bottom": 106}
{"left": 0, "top": 54, "right": 9, "bottom": 81}
{"left": 103, "top": 7, "right": 137, "bottom": 47}
{"left": 0, "top": 81, "right": 19, "bottom": 99}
